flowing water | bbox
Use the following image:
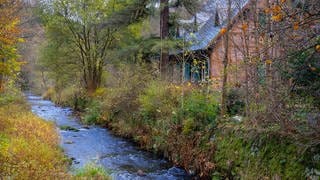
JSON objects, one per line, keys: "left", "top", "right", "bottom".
{"left": 26, "top": 93, "right": 190, "bottom": 180}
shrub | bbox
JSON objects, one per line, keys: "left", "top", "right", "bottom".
{"left": 74, "top": 163, "right": 111, "bottom": 179}
{"left": 288, "top": 47, "right": 320, "bottom": 107}
{"left": 177, "top": 90, "right": 219, "bottom": 134}
{"left": 0, "top": 85, "right": 24, "bottom": 106}
{"left": 226, "top": 88, "right": 245, "bottom": 116}
{"left": 42, "top": 85, "right": 88, "bottom": 110}
{"left": 42, "top": 86, "right": 56, "bottom": 100}
{"left": 99, "top": 63, "right": 153, "bottom": 127}
{"left": 83, "top": 100, "right": 102, "bottom": 125}
{"left": 138, "top": 81, "right": 179, "bottom": 124}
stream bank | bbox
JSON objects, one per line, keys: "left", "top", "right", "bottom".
{"left": 26, "top": 93, "right": 191, "bottom": 180}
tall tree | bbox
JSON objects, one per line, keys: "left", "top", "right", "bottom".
{"left": 220, "top": 0, "right": 232, "bottom": 116}
{"left": 0, "top": 0, "right": 22, "bottom": 92}
{"left": 39, "top": 0, "right": 148, "bottom": 93}
{"left": 160, "top": 0, "right": 169, "bottom": 77}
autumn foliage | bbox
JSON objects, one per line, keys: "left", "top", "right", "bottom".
{"left": 0, "top": 0, "right": 23, "bottom": 91}
{"left": 0, "top": 102, "right": 69, "bottom": 179}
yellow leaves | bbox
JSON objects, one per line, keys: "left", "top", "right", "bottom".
{"left": 316, "top": 45, "right": 320, "bottom": 52}
{"left": 0, "top": 59, "right": 23, "bottom": 76}
{"left": 266, "top": 59, "right": 273, "bottom": 65}
{"left": 6, "top": 18, "right": 20, "bottom": 29}
{"left": 93, "top": 87, "right": 107, "bottom": 97}
{"left": 220, "top": 28, "right": 227, "bottom": 35}
{"left": 18, "top": 38, "right": 25, "bottom": 43}
{"left": 193, "top": 59, "right": 198, "bottom": 65}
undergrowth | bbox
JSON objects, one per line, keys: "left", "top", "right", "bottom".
{"left": 74, "top": 163, "right": 111, "bottom": 180}
{"left": 0, "top": 91, "right": 70, "bottom": 179}
{"left": 38, "top": 64, "right": 320, "bottom": 179}
{"left": 213, "top": 127, "right": 320, "bottom": 179}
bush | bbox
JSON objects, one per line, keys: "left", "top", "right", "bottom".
{"left": 176, "top": 90, "right": 219, "bottom": 134}
{"left": 83, "top": 100, "right": 102, "bottom": 125}
{"left": 138, "top": 81, "right": 179, "bottom": 124}
{"left": 99, "top": 63, "right": 153, "bottom": 130}
{"left": 226, "top": 88, "right": 245, "bottom": 116}
{"left": 42, "top": 86, "right": 56, "bottom": 100}
{"left": 288, "top": 47, "right": 320, "bottom": 107}
{"left": 0, "top": 85, "right": 24, "bottom": 106}
{"left": 74, "top": 163, "right": 111, "bottom": 179}
{"left": 42, "top": 85, "right": 88, "bottom": 110}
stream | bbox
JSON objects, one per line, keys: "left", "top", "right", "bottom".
{"left": 26, "top": 93, "right": 191, "bottom": 180}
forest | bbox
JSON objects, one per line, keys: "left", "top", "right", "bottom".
{"left": 0, "top": 0, "right": 319, "bottom": 179}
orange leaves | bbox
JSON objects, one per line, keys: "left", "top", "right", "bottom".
{"left": 272, "top": 5, "right": 282, "bottom": 14}
{"left": 271, "top": 14, "right": 283, "bottom": 22}
{"left": 0, "top": 0, "right": 22, "bottom": 87}
{"left": 266, "top": 4, "right": 283, "bottom": 22}
{"left": 220, "top": 28, "right": 227, "bottom": 35}
{"left": 293, "top": 22, "right": 299, "bottom": 30}
{"left": 264, "top": 8, "right": 271, "bottom": 14}
{"left": 0, "top": 0, "right": 22, "bottom": 47}
{"left": 241, "top": 23, "right": 248, "bottom": 32}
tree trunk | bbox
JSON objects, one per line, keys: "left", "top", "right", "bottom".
{"left": 0, "top": 74, "right": 3, "bottom": 92}
{"left": 221, "top": 0, "right": 232, "bottom": 116}
{"left": 0, "top": 58, "right": 4, "bottom": 92}
{"left": 160, "top": 0, "right": 169, "bottom": 78}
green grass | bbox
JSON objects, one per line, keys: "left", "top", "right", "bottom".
{"left": 74, "top": 163, "right": 111, "bottom": 179}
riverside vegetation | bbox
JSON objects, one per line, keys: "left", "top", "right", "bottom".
{"left": 42, "top": 63, "right": 320, "bottom": 179}
{"left": 0, "top": 86, "right": 111, "bottom": 179}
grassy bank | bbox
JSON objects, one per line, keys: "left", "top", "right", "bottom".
{"left": 0, "top": 90, "right": 70, "bottom": 179}
{"left": 0, "top": 89, "right": 111, "bottom": 179}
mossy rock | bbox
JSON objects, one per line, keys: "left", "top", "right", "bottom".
{"left": 59, "top": 126, "right": 80, "bottom": 132}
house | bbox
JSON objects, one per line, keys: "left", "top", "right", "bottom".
{"left": 168, "top": 0, "right": 252, "bottom": 84}
{"left": 169, "top": 0, "right": 295, "bottom": 87}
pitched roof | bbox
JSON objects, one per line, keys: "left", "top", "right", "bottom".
{"left": 186, "top": 0, "right": 250, "bottom": 51}
{"left": 188, "top": 15, "right": 221, "bottom": 51}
